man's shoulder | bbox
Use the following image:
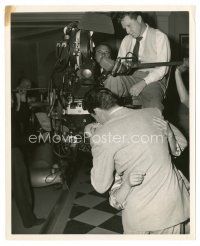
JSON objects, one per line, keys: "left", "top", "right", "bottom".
{"left": 149, "top": 26, "right": 168, "bottom": 40}
{"left": 92, "top": 108, "right": 161, "bottom": 132}
{"left": 92, "top": 122, "right": 111, "bottom": 137}
{"left": 93, "top": 108, "right": 132, "bottom": 132}
{"left": 121, "top": 34, "right": 133, "bottom": 43}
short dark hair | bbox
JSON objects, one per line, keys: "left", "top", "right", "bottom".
{"left": 18, "top": 77, "right": 31, "bottom": 85}
{"left": 83, "top": 87, "right": 119, "bottom": 114}
{"left": 94, "top": 43, "right": 112, "bottom": 54}
{"left": 118, "top": 12, "right": 143, "bottom": 22}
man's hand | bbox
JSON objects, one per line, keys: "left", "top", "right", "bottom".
{"left": 130, "top": 80, "right": 146, "bottom": 96}
{"left": 176, "top": 58, "right": 189, "bottom": 74}
{"left": 124, "top": 171, "right": 146, "bottom": 187}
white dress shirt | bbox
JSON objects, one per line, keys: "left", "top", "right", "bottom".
{"left": 118, "top": 24, "right": 171, "bottom": 85}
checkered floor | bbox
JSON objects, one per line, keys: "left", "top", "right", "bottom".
{"left": 63, "top": 166, "right": 123, "bottom": 234}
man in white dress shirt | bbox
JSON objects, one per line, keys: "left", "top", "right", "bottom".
{"left": 104, "top": 12, "right": 171, "bottom": 111}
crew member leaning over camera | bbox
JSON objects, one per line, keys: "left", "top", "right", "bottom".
{"left": 103, "top": 12, "right": 171, "bottom": 112}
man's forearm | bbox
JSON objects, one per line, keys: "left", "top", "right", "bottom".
{"left": 175, "top": 69, "right": 189, "bottom": 107}
{"left": 143, "top": 66, "right": 168, "bottom": 85}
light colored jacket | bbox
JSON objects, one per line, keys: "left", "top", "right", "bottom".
{"left": 90, "top": 107, "right": 189, "bottom": 232}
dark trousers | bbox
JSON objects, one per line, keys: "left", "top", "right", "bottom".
{"left": 139, "top": 81, "right": 165, "bottom": 111}
{"left": 104, "top": 71, "right": 166, "bottom": 112}
{"left": 12, "top": 147, "right": 37, "bottom": 227}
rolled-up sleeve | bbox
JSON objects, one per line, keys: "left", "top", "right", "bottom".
{"left": 90, "top": 135, "right": 115, "bottom": 194}
{"left": 144, "top": 32, "right": 171, "bottom": 85}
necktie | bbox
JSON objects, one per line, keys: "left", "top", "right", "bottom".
{"left": 132, "top": 36, "right": 143, "bottom": 62}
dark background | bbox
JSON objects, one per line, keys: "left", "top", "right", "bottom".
{"left": 11, "top": 12, "right": 189, "bottom": 88}
{"left": 11, "top": 11, "right": 189, "bottom": 167}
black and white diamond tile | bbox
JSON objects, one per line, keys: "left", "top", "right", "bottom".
{"left": 98, "top": 215, "right": 123, "bottom": 234}
{"left": 93, "top": 200, "right": 120, "bottom": 214}
{"left": 73, "top": 208, "right": 114, "bottom": 227}
{"left": 75, "top": 192, "right": 85, "bottom": 199}
{"left": 89, "top": 190, "right": 109, "bottom": 198}
{"left": 63, "top": 165, "right": 123, "bottom": 234}
{"left": 87, "top": 227, "right": 119, "bottom": 234}
{"left": 74, "top": 194, "right": 106, "bottom": 208}
{"left": 69, "top": 204, "right": 90, "bottom": 219}
{"left": 63, "top": 220, "right": 95, "bottom": 234}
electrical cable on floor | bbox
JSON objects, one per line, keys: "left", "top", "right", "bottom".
{"left": 44, "top": 169, "right": 62, "bottom": 184}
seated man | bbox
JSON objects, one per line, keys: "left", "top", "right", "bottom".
{"left": 14, "top": 78, "right": 32, "bottom": 134}
{"left": 94, "top": 43, "right": 133, "bottom": 106}
{"left": 103, "top": 12, "right": 171, "bottom": 112}
{"left": 94, "top": 43, "right": 113, "bottom": 83}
